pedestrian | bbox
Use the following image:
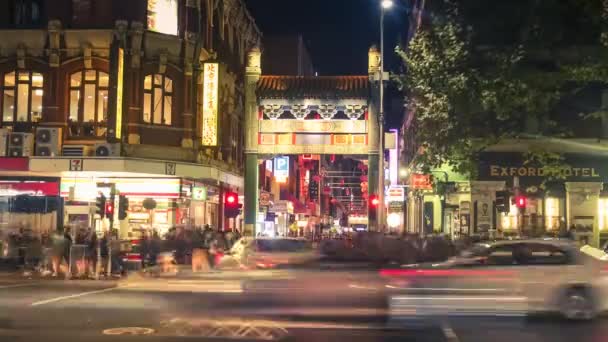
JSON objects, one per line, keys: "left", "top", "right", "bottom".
{"left": 50, "top": 230, "right": 66, "bottom": 277}
{"left": 149, "top": 230, "right": 161, "bottom": 266}
{"left": 109, "top": 231, "right": 123, "bottom": 275}
{"left": 85, "top": 229, "right": 96, "bottom": 278}
{"left": 140, "top": 231, "right": 150, "bottom": 269}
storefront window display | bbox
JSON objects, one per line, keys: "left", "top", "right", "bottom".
{"left": 179, "top": 180, "right": 219, "bottom": 229}
{"left": 0, "top": 178, "right": 62, "bottom": 258}
{"left": 499, "top": 196, "right": 548, "bottom": 234}
{"left": 598, "top": 198, "right": 608, "bottom": 232}
{"left": 61, "top": 177, "right": 180, "bottom": 237}
{"left": 545, "top": 197, "right": 561, "bottom": 231}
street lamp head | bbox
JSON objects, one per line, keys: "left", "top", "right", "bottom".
{"left": 381, "top": 0, "right": 394, "bottom": 9}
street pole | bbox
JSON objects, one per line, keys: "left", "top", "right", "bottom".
{"left": 514, "top": 176, "right": 522, "bottom": 236}
{"left": 378, "top": 5, "right": 386, "bottom": 233}
{"left": 431, "top": 171, "right": 449, "bottom": 235}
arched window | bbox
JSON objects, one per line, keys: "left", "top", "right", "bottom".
{"left": 1, "top": 70, "right": 44, "bottom": 124}
{"left": 143, "top": 74, "right": 173, "bottom": 125}
{"left": 68, "top": 70, "right": 108, "bottom": 137}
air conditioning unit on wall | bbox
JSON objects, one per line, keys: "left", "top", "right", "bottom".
{"left": 35, "top": 127, "right": 62, "bottom": 156}
{"left": 94, "top": 143, "right": 121, "bottom": 157}
{"left": 7, "top": 132, "right": 34, "bottom": 157}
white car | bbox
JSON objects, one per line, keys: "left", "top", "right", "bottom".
{"left": 217, "top": 237, "right": 318, "bottom": 270}
{"left": 384, "top": 239, "right": 608, "bottom": 321}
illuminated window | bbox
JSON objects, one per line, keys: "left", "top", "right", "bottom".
{"left": 1, "top": 71, "right": 44, "bottom": 124}
{"left": 68, "top": 70, "right": 109, "bottom": 124}
{"left": 545, "top": 197, "right": 560, "bottom": 230}
{"left": 599, "top": 198, "right": 608, "bottom": 231}
{"left": 143, "top": 74, "right": 173, "bottom": 125}
{"left": 147, "top": 0, "right": 178, "bottom": 35}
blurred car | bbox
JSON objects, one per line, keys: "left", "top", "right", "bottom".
{"left": 217, "top": 237, "right": 318, "bottom": 270}
{"left": 383, "top": 239, "right": 608, "bottom": 322}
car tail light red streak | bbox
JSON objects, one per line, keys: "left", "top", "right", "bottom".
{"left": 379, "top": 269, "right": 516, "bottom": 278}
{"left": 125, "top": 253, "right": 142, "bottom": 261}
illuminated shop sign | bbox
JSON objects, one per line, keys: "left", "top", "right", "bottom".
{"left": 114, "top": 47, "right": 124, "bottom": 140}
{"left": 274, "top": 156, "right": 289, "bottom": 183}
{"left": 479, "top": 152, "right": 608, "bottom": 184}
{"left": 192, "top": 187, "right": 207, "bottom": 201}
{"left": 147, "top": 0, "right": 178, "bottom": 35}
{"left": 488, "top": 165, "right": 600, "bottom": 178}
{"left": 60, "top": 178, "right": 181, "bottom": 201}
{"left": 410, "top": 173, "right": 432, "bottom": 190}
{"left": 202, "top": 63, "right": 219, "bottom": 146}
{"left": 0, "top": 181, "right": 59, "bottom": 197}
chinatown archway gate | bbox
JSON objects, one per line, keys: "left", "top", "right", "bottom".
{"left": 243, "top": 47, "right": 382, "bottom": 236}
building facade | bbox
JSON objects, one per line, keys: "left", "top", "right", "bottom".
{"left": 0, "top": 0, "right": 261, "bottom": 238}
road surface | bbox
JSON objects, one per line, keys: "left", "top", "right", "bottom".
{"left": 0, "top": 272, "right": 605, "bottom": 342}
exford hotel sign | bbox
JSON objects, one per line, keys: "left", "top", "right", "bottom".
{"left": 489, "top": 165, "right": 600, "bottom": 178}
{"left": 479, "top": 152, "right": 608, "bottom": 184}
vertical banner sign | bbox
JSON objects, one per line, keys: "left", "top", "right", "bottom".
{"left": 108, "top": 42, "right": 125, "bottom": 141}
{"left": 202, "top": 63, "right": 219, "bottom": 146}
{"left": 115, "top": 47, "right": 124, "bottom": 140}
{"left": 274, "top": 156, "right": 289, "bottom": 183}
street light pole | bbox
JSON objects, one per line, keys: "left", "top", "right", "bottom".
{"left": 377, "top": 0, "right": 391, "bottom": 232}
{"left": 431, "top": 170, "right": 449, "bottom": 235}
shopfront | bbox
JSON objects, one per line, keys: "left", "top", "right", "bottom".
{"left": 477, "top": 152, "right": 608, "bottom": 246}
{"left": 60, "top": 177, "right": 221, "bottom": 238}
{"left": 0, "top": 177, "right": 62, "bottom": 235}
{"left": 179, "top": 179, "right": 220, "bottom": 229}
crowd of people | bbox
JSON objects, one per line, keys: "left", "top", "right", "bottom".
{"left": 142, "top": 225, "right": 242, "bottom": 270}
{"left": 0, "top": 223, "right": 243, "bottom": 279}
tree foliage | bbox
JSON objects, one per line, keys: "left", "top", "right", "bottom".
{"left": 396, "top": 0, "right": 608, "bottom": 178}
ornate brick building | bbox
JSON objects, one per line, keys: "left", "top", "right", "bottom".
{"left": 0, "top": 0, "right": 261, "bottom": 237}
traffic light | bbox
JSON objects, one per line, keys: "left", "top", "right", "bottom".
{"left": 515, "top": 195, "right": 527, "bottom": 209}
{"left": 225, "top": 191, "right": 239, "bottom": 218}
{"left": 95, "top": 194, "right": 106, "bottom": 219}
{"left": 495, "top": 191, "right": 509, "bottom": 213}
{"left": 368, "top": 194, "right": 379, "bottom": 221}
{"left": 118, "top": 195, "right": 129, "bottom": 220}
{"left": 105, "top": 201, "right": 114, "bottom": 217}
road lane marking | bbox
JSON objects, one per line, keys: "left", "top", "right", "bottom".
{"left": 0, "top": 283, "right": 38, "bottom": 289}
{"left": 391, "top": 296, "right": 527, "bottom": 301}
{"left": 441, "top": 322, "right": 459, "bottom": 342}
{"left": 30, "top": 286, "right": 125, "bottom": 306}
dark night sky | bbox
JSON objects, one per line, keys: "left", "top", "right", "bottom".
{"left": 245, "top": 0, "right": 409, "bottom": 76}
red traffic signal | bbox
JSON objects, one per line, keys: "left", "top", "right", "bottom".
{"left": 369, "top": 195, "right": 379, "bottom": 207}
{"left": 225, "top": 192, "right": 238, "bottom": 206}
{"left": 105, "top": 202, "right": 114, "bottom": 216}
{"left": 224, "top": 191, "right": 240, "bottom": 218}
{"left": 515, "top": 196, "right": 527, "bottom": 208}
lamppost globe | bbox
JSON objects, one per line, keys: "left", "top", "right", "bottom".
{"left": 381, "top": 0, "right": 394, "bottom": 9}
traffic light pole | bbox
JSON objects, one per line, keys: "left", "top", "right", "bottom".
{"left": 107, "top": 186, "right": 116, "bottom": 277}
{"left": 514, "top": 176, "right": 522, "bottom": 236}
